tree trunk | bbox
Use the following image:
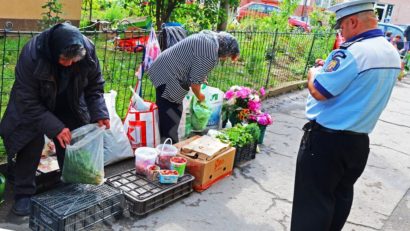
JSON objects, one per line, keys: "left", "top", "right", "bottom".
{"left": 217, "top": 0, "right": 229, "bottom": 31}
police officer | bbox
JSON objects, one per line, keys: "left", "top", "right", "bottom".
{"left": 290, "top": 1, "right": 401, "bottom": 230}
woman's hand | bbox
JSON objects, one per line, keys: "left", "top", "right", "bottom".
{"left": 56, "top": 128, "right": 71, "bottom": 149}
{"left": 98, "top": 119, "right": 110, "bottom": 129}
{"left": 197, "top": 93, "right": 205, "bottom": 102}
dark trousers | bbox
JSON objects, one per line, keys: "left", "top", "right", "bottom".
{"left": 8, "top": 118, "right": 82, "bottom": 198}
{"left": 155, "top": 85, "right": 183, "bottom": 144}
{"left": 291, "top": 122, "right": 369, "bottom": 231}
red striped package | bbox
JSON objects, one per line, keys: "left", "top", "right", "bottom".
{"left": 123, "top": 102, "right": 160, "bottom": 149}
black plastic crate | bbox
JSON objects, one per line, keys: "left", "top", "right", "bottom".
{"left": 35, "top": 170, "right": 61, "bottom": 194}
{"left": 106, "top": 170, "right": 194, "bottom": 216}
{"left": 234, "top": 142, "right": 257, "bottom": 167}
{"left": 29, "top": 184, "right": 122, "bottom": 231}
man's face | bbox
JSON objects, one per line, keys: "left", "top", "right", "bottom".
{"left": 339, "top": 16, "right": 355, "bottom": 41}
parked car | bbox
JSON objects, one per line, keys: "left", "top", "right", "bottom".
{"left": 378, "top": 22, "right": 404, "bottom": 38}
{"left": 236, "top": 2, "right": 310, "bottom": 32}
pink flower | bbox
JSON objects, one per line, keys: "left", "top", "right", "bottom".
{"left": 257, "top": 113, "right": 273, "bottom": 126}
{"left": 249, "top": 112, "right": 273, "bottom": 126}
{"left": 248, "top": 100, "right": 261, "bottom": 111}
{"left": 237, "top": 87, "right": 251, "bottom": 99}
{"left": 260, "top": 87, "right": 266, "bottom": 96}
{"left": 225, "top": 90, "right": 235, "bottom": 100}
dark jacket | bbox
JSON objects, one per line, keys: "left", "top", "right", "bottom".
{"left": 0, "top": 23, "right": 108, "bottom": 155}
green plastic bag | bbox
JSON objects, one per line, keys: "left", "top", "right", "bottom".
{"left": 191, "top": 97, "right": 212, "bottom": 131}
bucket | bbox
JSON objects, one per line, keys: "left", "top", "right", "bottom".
{"left": 135, "top": 147, "right": 158, "bottom": 175}
{"left": 170, "top": 157, "right": 187, "bottom": 177}
{"left": 156, "top": 138, "right": 178, "bottom": 169}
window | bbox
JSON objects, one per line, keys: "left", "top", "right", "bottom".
{"left": 248, "top": 4, "right": 266, "bottom": 13}
{"left": 266, "top": 5, "right": 280, "bottom": 14}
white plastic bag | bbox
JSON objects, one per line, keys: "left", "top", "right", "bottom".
{"left": 103, "top": 90, "right": 134, "bottom": 166}
{"left": 129, "top": 86, "right": 150, "bottom": 111}
{"left": 178, "top": 92, "right": 194, "bottom": 140}
{"left": 62, "top": 124, "right": 105, "bottom": 185}
{"left": 201, "top": 85, "right": 224, "bottom": 129}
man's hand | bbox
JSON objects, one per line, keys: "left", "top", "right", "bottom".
{"left": 307, "top": 67, "right": 326, "bottom": 101}
{"left": 56, "top": 128, "right": 71, "bottom": 149}
{"left": 97, "top": 119, "right": 110, "bottom": 129}
{"left": 315, "top": 59, "right": 325, "bottom": 67}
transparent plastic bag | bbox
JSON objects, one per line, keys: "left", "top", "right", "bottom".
{"left": 62, "top": 124, "right": 105, "bottom": 185}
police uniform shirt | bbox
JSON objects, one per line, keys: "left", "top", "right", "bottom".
{"left": 306, "top": 29, "right": 401, "bottom": 133}
{"left": 147, "top": 33, "right": 219, "bottom": 104}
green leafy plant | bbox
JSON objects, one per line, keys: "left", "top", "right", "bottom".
{"left": 217, "top": 124, "right": 254, "bottom": 147}
{"left": 244, "top": 123, "right": 260, "bottom": 142}
{"left": 39, "top": 0, "right": 63, "bottom": 29}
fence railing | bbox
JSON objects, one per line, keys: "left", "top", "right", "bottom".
{"left": 0, "top": 29, "right": 335, "bottom": 157}
{"left": 0, "top": 29, "right": 336, "bottom": 118}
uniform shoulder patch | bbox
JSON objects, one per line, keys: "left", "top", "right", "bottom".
{"left": 324, "top": 51, "right": 346, "bottom": 72}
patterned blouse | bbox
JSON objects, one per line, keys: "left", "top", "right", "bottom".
{"left": 147, "top": 32, "right": 219, "bottom": 104}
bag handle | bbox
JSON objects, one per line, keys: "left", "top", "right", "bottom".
{"left": 161, "top": 138, "right": 173, "bottom": 154}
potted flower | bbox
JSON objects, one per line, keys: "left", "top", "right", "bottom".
{"left": 248, "top": 112, "right": 273, "bottom": 144}
{"left": 223, "top": 86, "right": 265, "bottom": 126}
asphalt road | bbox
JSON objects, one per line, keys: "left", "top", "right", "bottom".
{"left": 1, "top": 77, "right": 409, "bottom": 231}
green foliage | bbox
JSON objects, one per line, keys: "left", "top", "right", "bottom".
{"left": 217, "top": 124, "right": 254, "bottom": 147}
{"left": 39, "top": 0, "right": 63, "bottom": 29}
{"left": 309, "top": 6, "right": 336, "bottom": 33}
{"left": 81, "top": 0, "right": 241, "bottom": 31}
{"left": 244, "top": 123, "right": 260, "bottom": 142}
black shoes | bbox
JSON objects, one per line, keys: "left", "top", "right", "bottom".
{"left": 12, "top": 197, "right": 31, "bottom": 216}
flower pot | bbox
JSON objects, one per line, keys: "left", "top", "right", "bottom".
{"left": 229, "top": 111, "right": 241, "bottom": 127}
{"left": 258, "top": 125, "right": 267, "bottom": 144}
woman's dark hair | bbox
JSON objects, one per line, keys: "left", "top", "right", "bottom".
{"left": 60, "top": 44, "right": 86, "bottom": 60}
{"left": 216, "top": 32, "right": 240, "bottom": 57}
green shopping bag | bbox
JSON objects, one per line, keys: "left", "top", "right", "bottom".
{"left": 191, "top": 97, "right": 212, "bottom": 131}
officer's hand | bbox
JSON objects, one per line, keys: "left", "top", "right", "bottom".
{"left": 308, "top": 67, "right": 321, "bottom": 82}
{"left": 56, "top": 128, "right": 71, "bottom": 149}
{"left": 315, "top": 59, "right": 324, "bottom": 67}
{"left": 197, "top": 93, "right": 205, "bottom": 102}
{"left": 98, "top": 119, "right": 110, "bottom": 129}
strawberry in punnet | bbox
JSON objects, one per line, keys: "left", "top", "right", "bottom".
{"left": 170, "top": 157, "right": 187, "bottom": 164}
{"left": 160, "top": 170, "right": 178, "bottom": 176}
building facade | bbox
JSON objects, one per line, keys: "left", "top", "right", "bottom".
{"left": 0, "top": 0, "right": 82, "bottom": 31}
{"left": 377, "top": 0, "right": 410, "bottom": 25}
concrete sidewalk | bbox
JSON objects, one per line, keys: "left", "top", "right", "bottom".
{"left": 1, "top": 78, "right": 409, "bottom": 231}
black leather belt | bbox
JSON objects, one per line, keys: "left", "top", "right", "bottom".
{"left": 304, "top": 121, "right": 367, "bottom": 136}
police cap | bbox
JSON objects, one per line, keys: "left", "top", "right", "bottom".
{"left": 329, "top": 0, "right": 378, "bottom": 29}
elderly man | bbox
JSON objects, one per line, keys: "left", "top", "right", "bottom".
{"left": 290, "top": 1, "right": 401, "bottom": 230}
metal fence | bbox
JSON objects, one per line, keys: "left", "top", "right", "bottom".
{"left": 0, "top": 29, "right": 335, "bottom": 117}
{"left": 0, "top": 29, "right": 335, "bottom": 156}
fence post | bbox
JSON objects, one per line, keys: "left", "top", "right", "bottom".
{"left": 303, "top": 33, "right": 317, "bottom": 76}
{"left": 0, "top": 30, "right": 7, "bottom": 115}
{"left": 265, "top": 28, "right": 279, "bottom": 89}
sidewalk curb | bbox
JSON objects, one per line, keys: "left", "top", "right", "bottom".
{"left": 264, "top": 80, "right": 307, "bottom": 98}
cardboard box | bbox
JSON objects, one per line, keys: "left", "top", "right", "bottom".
{"left": 175, "top": 136, "right": 235, "bottom": 192}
